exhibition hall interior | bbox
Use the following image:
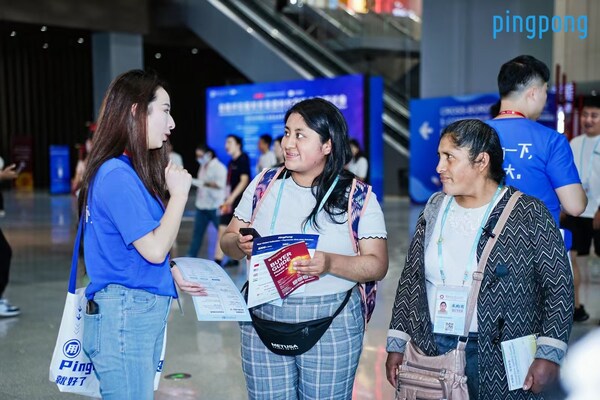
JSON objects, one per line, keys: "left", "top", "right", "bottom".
{"left": 0, "top": 0, "right": 599, "bottom": 399}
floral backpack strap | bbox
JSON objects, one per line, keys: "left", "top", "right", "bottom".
{"left": 251, "top": 166, "right": 285, "bottom": 224}
{"left": 347, "top": 179, "right": 376, "bottom": 325}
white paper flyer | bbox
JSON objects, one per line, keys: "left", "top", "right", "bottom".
{"left": 171, "top": 257, "right": 251, "bottom": 322}
{"left": 247, "top": 234, "right": 319, "bottom": 308}
{"left": 501, "top": 334, "right": 537, "bottom": 391}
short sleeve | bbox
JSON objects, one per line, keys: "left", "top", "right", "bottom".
{"left": 233, "top": 174, "right": 260, "bottom": 223}
{"left": 358, "top": 192, "right": 387, "bottom": 239}
{"left": 213, "top": 163, "right": 228, "bottom": 189}
{"left": 95, "top": 168, "right": 160, "bottom": 245}
{"left": 547, "top": 134, "right": 581, "bottom": 189}
{"left": 356, "top": 158, "right": 369, "bottom": 178}
{"left": 239, "top": 153, "right": 251, "bottom": 177}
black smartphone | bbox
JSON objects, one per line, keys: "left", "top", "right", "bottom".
{"left": 239, "top": 227, "right": 261, "bottom": 239}
{"left": 86, "top": 300, "right": 99, "bottom": 315}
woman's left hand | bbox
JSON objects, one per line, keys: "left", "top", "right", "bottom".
{"left": 293, "top": 251, "right": 330, "bottom": 276}
{"left": 171, "top": 265, "right": 208, "bottom": 296}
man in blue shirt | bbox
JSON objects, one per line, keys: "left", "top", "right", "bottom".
{"left": 487, "top": 55, "right": 586, "bottom": 223}
{"left": 487, "top": 55, "right": 587, "bottom": 323}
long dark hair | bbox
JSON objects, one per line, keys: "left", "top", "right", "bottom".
{"left": 78, "top": 69, "right": 171, "bottom": 215}
{"left": 283, "top": 98, "right": 354, "bottom": 230}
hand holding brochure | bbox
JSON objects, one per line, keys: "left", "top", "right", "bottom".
{"left": 264, "top": 241, "right": 318, "bottom": 299}
{"left": 500, "top": 334, "right": 537, "bottom": 391}
{"left": 247, "top": 234, "right": 319, "bottom": 308}
{"left": 171, "top": 257, "right": 251, "bottom": 322}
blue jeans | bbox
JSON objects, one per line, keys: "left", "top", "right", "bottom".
{"left": 187, "top": 208, "right": 219, "bottom": 257}
{"left": 83, "top": 284, "right": 171, "bottom": 400}
{"left": 434, "top": 332, "right": 479, "bottom": 400}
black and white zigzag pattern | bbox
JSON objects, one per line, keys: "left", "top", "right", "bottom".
{"left": 389, "top": 187, "right": 574, "bottom": 399}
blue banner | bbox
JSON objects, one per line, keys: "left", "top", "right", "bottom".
{"left": 409, "top": 92, "right": 558, "bottom": 203}
{"left": 49, "top": 145, "right": 71, "bottom": 194}
{"left": 206, "top": 74, "right": 383, "bottom": 199}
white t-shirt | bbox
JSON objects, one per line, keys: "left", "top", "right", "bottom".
{"left": 234, "top": 174, "right": 387, "bottom": 296}
{"left": 169, "top": 151, "right": 184, "bottom": 167}
{"left": 257, "top": 151, "right": 278, "bottom": 174}
{"left": 424, "top": 190, "right": 505, "bottom": 333}
{"left": 570, "top": 134, "right": 600, "bottom": 218}
{"left": 192, "top": 158, "right": 227, "bottom": 210}
{"left": 346, "top": 157, "right": 368, "bottom": 180}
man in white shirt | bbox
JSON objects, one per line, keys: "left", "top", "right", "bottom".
{"left": 256, "top": 134, "right": 278, "bottom": 174}
{"left": 562, "top": 96, "right": 600, "bottom": 322}
{"left": 186, "top": 145, "right": 227, "bottom": 258}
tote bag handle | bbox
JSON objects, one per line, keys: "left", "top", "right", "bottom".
{"left": 68, "top": 216, "right": 84, "bottom": 294}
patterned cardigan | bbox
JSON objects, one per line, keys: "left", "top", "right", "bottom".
{"left": 387, "top": 186, "right": 574, "bottom": 399}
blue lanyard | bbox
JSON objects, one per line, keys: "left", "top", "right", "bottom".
{"left": 269, "top": 173, "right": 339, "bottom": 235}
{"left": 437, "top": 185, "right": 503, "bottom": 285}
{"left": 579, "top": 136, "right": 600, "bottom": 184}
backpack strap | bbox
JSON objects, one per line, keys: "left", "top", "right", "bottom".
{"left": 347, "top": 179, "right": 372, "bottom": 254}
{"left": 347, "top": 179, "right": 377, "bottom": 325}
{"left": 250, "top": 172, "right": 377, "bottom": 326}
{"left": 251, "top": 166, "right": 285, "bottom": 224}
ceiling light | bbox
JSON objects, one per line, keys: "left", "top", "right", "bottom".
{"left": 42, "top": 43, "right": 49, "bottom": 49}
{"left": 191, "top": 48, "right": 198, "bottom": 55}
{"left": 155, "top": 53, "right": 162, "bottom": 59}
{"left": 41, "top": 26, "right": 47, "bottom": 32}
{"left": 10, "top": 31, "right": 16, "bottom": 37}
{"left": 77, "top": 38, "right": 84, "bottom": 44}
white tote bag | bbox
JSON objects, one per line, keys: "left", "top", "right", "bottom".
{"left": 49, "top": 217, "right": 167, "bottom": 397}
{"left": 49, "top": 287, "right": 101, "bottom": 397}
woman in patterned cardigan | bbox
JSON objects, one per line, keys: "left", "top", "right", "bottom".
{"left": 386, "top": 119, "right": 574, "bottom": 399}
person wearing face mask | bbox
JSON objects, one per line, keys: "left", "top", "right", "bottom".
{"left": 186, "top": 145, "right": 227, "bottom": 258}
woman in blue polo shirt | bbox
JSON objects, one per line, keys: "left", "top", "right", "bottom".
{"left": 77, "top": 70, "right": 205, "bottom": 399}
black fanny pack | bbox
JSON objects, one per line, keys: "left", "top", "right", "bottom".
{"left": 242, "top": 283, "right": 352, "bottom": 356}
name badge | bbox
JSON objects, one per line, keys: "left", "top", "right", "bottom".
{"left": 433, "top": 286, "right": 469, "bottom": 336}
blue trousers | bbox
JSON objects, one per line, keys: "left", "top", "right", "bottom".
{"left": 187, "top": 208, "right": 219, "bottom": 257}
{"left": 83, "top": 284, "right": 171, "bottom": 400}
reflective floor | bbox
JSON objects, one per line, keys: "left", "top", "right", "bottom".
{"left": 0, "top": 190, "right": 598, "bottom": 399}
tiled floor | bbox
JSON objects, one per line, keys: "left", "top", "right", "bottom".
{"left": 0, "top": 190, "right": 597, "bottom": 399}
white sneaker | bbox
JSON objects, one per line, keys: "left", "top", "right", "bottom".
{"left": 0, "top": 299, "right": 20, "bottom": 317}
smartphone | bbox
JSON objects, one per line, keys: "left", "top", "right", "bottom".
{"left": 86, "top": 300, "right": 99, "bottom": 315}
{"left": 15, "top": 161, "right": 26, "bottom": 174}
{"left": 239, "top": 227, "right": 261, "bottom": 239}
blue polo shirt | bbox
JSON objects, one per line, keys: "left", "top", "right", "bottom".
{"left": 487, "top": 118, "right": 580, "bottom": 223}
{"left": 84, "top": 155, "right": 176, "bottom": 299}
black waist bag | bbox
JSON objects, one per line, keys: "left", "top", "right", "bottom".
{"left": 242, "top": 283, "right": 352, "bottom": 356}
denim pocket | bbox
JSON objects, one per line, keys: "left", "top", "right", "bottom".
{"left": 83, "top": 313, "right": 101, "bottom": 359}
{"left": 125, "top": 290, "right": 158, "bottom": 314}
